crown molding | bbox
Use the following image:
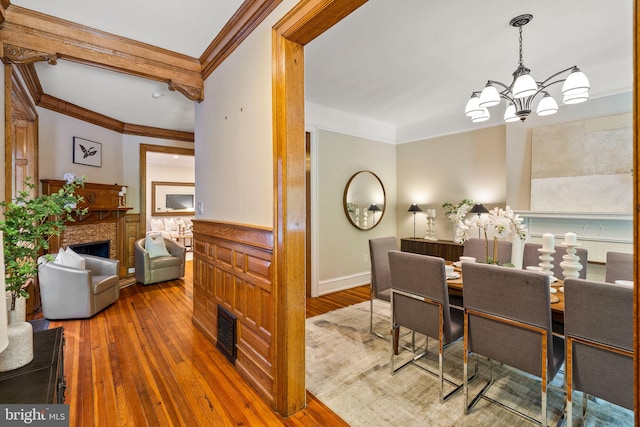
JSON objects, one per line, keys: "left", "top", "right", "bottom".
{"left": 200, "top": 0, "right": 282, "bottom": 80}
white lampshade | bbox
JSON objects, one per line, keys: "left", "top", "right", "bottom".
{"left": 464, "top": 94, "right": 483, "bottom": 117}
{"left": 471, "top": 107, "right": 490, "bottom": 123}
{"left": 562, "top": 69, "right": 590, "bottom": 96}
{"left": 536, "top": 93, "right": 559, "bottom": 116}
{"left": 563, "top": 91, "right": 589, "bottom": 105}
{"left": 512, "top": 73, "right": 538, "bottom": 98}
{"left": 0, "top": 232, "right": 8, "bottom": 353}
{"left": 479, "top": 84, "right": 501, "bottom": 107}
{"left": 503, "top": 104, "right": 519, "bottom": 122}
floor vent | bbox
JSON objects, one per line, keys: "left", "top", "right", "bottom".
{"left": 216, "top": 305, "right": 237, "bottom": 364}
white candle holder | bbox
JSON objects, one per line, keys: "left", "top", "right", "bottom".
{"left": 559, "top": 242, "right": 583, "bottom": 279}
{"left": 424, "top": 210, "right": 438, "bottom": 241}
{"left": 537, "top": 248, "right": 555, "bottom": 277}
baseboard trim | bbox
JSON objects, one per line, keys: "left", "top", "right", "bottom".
{"left": 318, "top": 272, "right": 370, "bottom": 296}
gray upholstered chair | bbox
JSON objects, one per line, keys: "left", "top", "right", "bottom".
{"left": 368, "top": 237, "right": 397, "bottom": 338}
{"left": 462, "top": 237, "right": 512, "bottom": 264}
{"left": 564, "top": 278, "right": 633, "bottom": 424}
{"left": 604, "top": 251, "right": 633, "bottom": 283}
{"left": 462, "top": 262, "right": 564, "bottom": 426}
{"left": 37, "top": 254, "right": 120, "bottom": 319}
{"left": 388, "top": 250, "right": 465, "bottom": 401}
{"left": 134, "top": 237, "right": 186, "bottom": 285}
{"left": 522, "top": 242, "right": 588, "bottom": 279}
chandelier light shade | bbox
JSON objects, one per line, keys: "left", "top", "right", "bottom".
{"left": 465, "top": 14, "right": 590, "bottom": 123}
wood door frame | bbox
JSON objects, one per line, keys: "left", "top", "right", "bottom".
{"left": 272, "top": 0, "right": 639, "bottom": 418}
{"left": 139, "top": 144, "right": 195, "bottom": 237}
{"left": 271, "top": 0, "right": 368, "bottom": 415}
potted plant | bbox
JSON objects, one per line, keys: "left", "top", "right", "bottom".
{"left": 0, "top": 175, "right": 87, "bottom": 317}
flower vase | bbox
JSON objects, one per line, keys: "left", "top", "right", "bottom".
{"left": 0, "top": 310, "right": 34, "bottom": 372}
{"left": 5, "top": 292, "right": 26, "bottom": 323}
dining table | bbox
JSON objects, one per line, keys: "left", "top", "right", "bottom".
{"left": 448, "top": 262, "right": 565, "bottom": 325}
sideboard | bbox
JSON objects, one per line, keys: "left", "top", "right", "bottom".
{"left": 0, "top": 327, "right": 65, "bottom": 404}
{"left": 400, "top": 238, "right": 464, "bottom": 262}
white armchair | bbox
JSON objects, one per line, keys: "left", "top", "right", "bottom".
{"left": 37, "top": 254, "right": 120, "bottom": 319}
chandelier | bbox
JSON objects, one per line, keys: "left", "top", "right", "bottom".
{"left": 464, "top": 14, "right": 590, "bottom": 123}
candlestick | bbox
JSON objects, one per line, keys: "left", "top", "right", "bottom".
{"left": 559, "top": 241, "right": 583, "bottom": 279}
{"left": 563, "top": 232, "right": 577, "bottom": 245}
{"left": 542, "top": 233, "right": 555, "bottom": 251}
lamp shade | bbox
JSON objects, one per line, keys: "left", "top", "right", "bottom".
{"left": 471, "top": 108, "right": 490, "bottom": 123}
{"left": 479, "top": 84, "right": 501, "bottom": 108}
{"left": 464, "top": 94, "right": 483, "bottom": 117}
{"left": 0, "top": 232, "right": 8, "bottom": 353}
{"left": 368, "top": 204, "right": 381, "bottom": 212}
{"left": 512, "top": 73, "right": 538, "bottom": 99}
{"left": 536, "top": 93, "right": 558, "bottom": 116}
{"left": 470, "top": 204, "right": 489, "bottom": 214}
{"left": 563, "top": 91, "right": 589, "bottom": 105}
{"left": 503, "top": 104, "right": 519, "bottom": 122}
{"left": 407, "top": 203, "right": 422, "bottom": 213}
{"left": 562, "top": 69, "right": 590, "bottom": 96}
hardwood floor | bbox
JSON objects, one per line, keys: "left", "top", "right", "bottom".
{"left": 39, "top": 262, "right": 369, "bottom": 426}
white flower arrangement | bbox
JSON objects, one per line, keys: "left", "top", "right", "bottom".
{"left": 456, "top": 205, "right": 528, "bottom": 264}
{"left": 442, "top": 199, "right": 475, "bottom": 224}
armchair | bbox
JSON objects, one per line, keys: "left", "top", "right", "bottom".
{"left": 38, "top": 254, "right": 120, "bottom": 319}
{"left": 134, "top": 237, "right": 186, "bottom": 285}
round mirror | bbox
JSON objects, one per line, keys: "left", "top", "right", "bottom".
{"left": 343, "top": 171, "right": 386, "bottom": 230}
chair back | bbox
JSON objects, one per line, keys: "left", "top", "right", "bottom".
{"left": 604, "top": 251, "right": 633, "bottom": 283}
{"left": 388, "top": 251, "right": 456, "bottom": 343}
{"left": 463, "top": 238, "right": 512, "bottom": 264}
{"left": 368, "top": 237, "right": 397, "bottom": 300}
{"left": 462, "top": 262, "right": 560, "bottom": 380}
{"left": 564, "top": 278, "right": 633, "bottom": 410}
{"left": 522, "top": 243, "right": 588, "bottom": 279}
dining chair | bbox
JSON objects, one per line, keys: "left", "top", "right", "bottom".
{"left": 388, "top": 250, "right": 467, "bottom": 402}
{"left": 368, "top": 237, "right": 398, "bottom": 339}
{"left": 522, "top": 243, "right": 588, "bottom": 279}
{"left": 564, "top": 278, "right": 633, "bottom": 424}
{"left": 604, "top": 251, "right": 633, "bottom": 283}
{"left": 461, "top": 262, "right": 565, "bottom": 426}
{"left": 462, "top": 237, "right": 512, "bottom": 264}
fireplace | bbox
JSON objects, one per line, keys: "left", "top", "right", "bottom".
{"left": 69, "top": 240, "right": 110, "bottom": 259}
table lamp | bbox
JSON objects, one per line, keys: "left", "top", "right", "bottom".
{"left": 407, "top": 203, "right": 423, "bottom": 238}
{"left": 470, "top": 203, "right": 489, "bottom": 238}
{"left": 368, "top": 204, "right": 381, "bottom": 227}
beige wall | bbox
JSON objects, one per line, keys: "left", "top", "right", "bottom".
{"left": 316, "top": 129, "right": 396, "bottom": 294}
{"left": 396, "top": 126, "right": 507, "bottom": 241}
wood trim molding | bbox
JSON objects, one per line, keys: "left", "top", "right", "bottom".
{"left": 200, "top": 0, "right": 282, "bottom": 80}
{"left": 14, "top": 63, "right": 41, "bottom": 104}
{"left": 192, "top": 220, "right": 273, "bottom": 250}
{"left": 271, "top": 0, "right": 368, "bottom": 416}
{"left": 10, "top": 65, "right": 36, "bottom": 120}
{"left": 122, "top": 123, "right": 194, "bottom": 142}
{"left": 0, "top": 5, "right": 203, "bottom": 101}
{"left": 633, "top": 0, "right": 639, "bottom": 417}
{"left": 4, "top": 43, "right": 56, "bottom": 65}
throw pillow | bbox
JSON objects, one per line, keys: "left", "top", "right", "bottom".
{"left": 54, "top": 247, "right": 86, "bottom": 269}
{"left": 145, "top": 234, "right": 171, "bottom": 258}
{"left": 150, "top": 218, "right": 165, "bottom": 231}
{"left": 163, "top": 218, "right": 177, "bottom": 231}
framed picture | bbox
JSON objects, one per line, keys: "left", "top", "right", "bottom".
{"left": 73, "top": 137, "right": 102, "bottom": 167}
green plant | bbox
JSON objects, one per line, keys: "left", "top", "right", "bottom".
{"left": 0, "top": 177, "right": 87, "bottom": 311}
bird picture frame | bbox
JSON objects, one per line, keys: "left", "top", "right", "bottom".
{"left": 73, "top": 136, "right": 102, "bottom": 167}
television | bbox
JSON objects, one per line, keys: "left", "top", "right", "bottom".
{"left": 166, "top": 194, "right": 194, "bottom": 210}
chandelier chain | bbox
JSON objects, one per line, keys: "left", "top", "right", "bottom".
{"left": 518, "top": 26, "right": 524, "bottom": 66}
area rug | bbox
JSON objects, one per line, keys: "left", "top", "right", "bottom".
{"left": 306, "top": 300, "right": 633, "bottom": 427}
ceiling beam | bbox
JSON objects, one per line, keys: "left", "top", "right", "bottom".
{"left": 0, "top": 5, "right": 204, "bottom": 101}
{"left": 14, "top": 64, "right": 193, "bottom": 142}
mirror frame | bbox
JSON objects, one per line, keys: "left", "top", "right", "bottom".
{"left": 343, "top": 170, "right": 386, "bottom": 230}
{"left": 151, "top": 181, "right": 195, "bottom": 216}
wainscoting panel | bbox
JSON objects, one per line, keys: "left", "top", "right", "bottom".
{"left": 191, "top": 220, "right": 275, "bottom": 406}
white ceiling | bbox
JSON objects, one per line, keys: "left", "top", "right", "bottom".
{"left": 12, "top": 0, "right": 635, "bottom": 142}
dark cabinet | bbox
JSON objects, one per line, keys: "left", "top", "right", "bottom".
{"left": 0, "top": 327, "right": 65, "bottom": 404}
{"left": 400, "top": 238, "right": 464, "bottom": 262}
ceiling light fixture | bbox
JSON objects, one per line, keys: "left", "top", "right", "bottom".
{"left": 464, "top": 14, "right": 590, "bottom": 123}
{"left": 152, "top": 92, "right": 164, "bottom": 99}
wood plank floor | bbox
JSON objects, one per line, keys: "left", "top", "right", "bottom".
{"left": 38, "top": 262, "right": 369, "bottom": 426}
